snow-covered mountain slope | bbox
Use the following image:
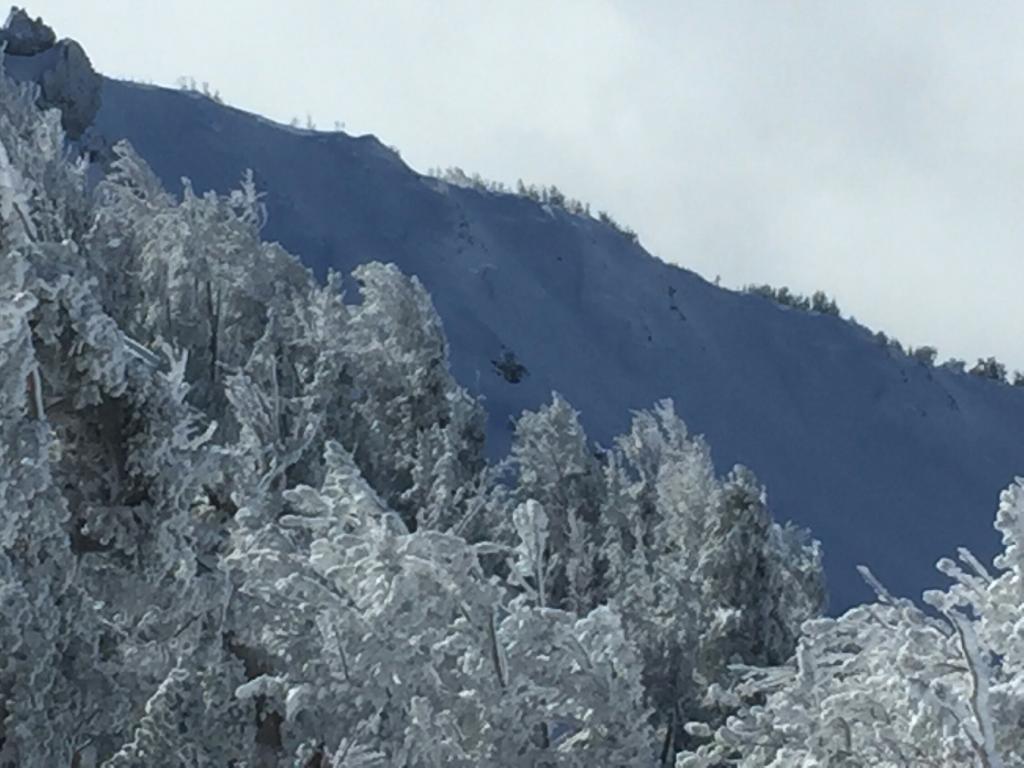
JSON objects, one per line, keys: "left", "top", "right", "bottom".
{"left": 88, "top": 77, "right": 1024, "bottom": 612}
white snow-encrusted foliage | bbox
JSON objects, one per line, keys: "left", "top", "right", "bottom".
{"left": 0, "top": 63, "right": 244, "bottom": 767}
{"left": 480, "top": 396, "right": 826, "bottom": 761}
{"left": 225, "top": 441, "right": 654, "bottom": 765}
{"left": 676, "top": 480, "right": 1024, "bottom": 768}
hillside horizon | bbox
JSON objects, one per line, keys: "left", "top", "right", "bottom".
{"left": 77, "top": 69, "right": 1024, "bottom": 613}
{"left": 3, "top": 8, "right": 1022, "bottom": 612}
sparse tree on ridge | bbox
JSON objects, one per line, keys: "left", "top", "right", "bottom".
{"left": 970, "top": 356, "right": 1008, "bottom": 383}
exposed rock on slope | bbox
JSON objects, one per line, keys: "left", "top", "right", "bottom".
{"left": 0, "top": 6, "right": 53, "bottom": 55}
{"left": 1, "top": 6, "right": 100, "bottom": 138}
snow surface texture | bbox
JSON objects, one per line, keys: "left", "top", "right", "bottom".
{"left": 84, "top": 76, "right": 1024, "bottom": 613}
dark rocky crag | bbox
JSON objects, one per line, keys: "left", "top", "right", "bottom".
{"left": 0, "top": 6, "right": 100, "bottom": 138}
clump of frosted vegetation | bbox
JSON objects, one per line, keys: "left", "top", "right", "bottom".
{"left": 746, "top": 284, "right": 1024, "bottom": 387}
{"left": 427, "top": 165, "right": 640, "bottom": 242}
{"left": 0, "top": 58, "right": 1022, "bottom": 768}
{"left": 746, "top": 283, "right": 1024, "bottom": 387}
{"left": 175, "top": 75, "right": 223, "bottom": 104}
{"left": 872, "top": 331, "right": 1023, "bottom": 386}
{"left": 743, "top": 283, "right": 841, "bottom": 317}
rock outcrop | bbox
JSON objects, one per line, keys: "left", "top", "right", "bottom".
{"left": 0, "top": 6, "right": 54, "bottom": 55}
{"left": 0, "top": 6, "right": 100, "bottom": 138}
{"left": 39, "top": 39, "right": 101, "bottom": 139}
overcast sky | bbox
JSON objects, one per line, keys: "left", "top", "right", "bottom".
{"left": 28, "top": 1, "right": 1024, "bottom": 370}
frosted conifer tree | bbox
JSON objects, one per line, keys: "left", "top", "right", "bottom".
{"left": 501, "top": 394, "right": 607, "bottom": 611}
{"left": 344, "top": 263, "right": 486, "bottom": 529}
{"left": 498, "top": 398, "right": 825, "bottom": 763}
{"left": 88, "top": 143, "right": 307, "bottom": 421}
{"left": 678, "top": 480, "right": 1024, "bottom": 768}
{"left": 0, "top": 61, "right": 253, "bottom": 766}
{"left": 0, "top": 250, "right": 99, "bottom": 766}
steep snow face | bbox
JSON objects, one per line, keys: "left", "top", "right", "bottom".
{"left": 90, "top": 78, "right": 1024, "bottom": 612}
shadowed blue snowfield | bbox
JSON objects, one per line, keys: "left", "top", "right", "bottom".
{"left": 90, "top": 77, "right": 1024, "bottom": 612}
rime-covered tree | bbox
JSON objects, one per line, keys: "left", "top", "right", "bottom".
{"left": 0, "top": 250, "right": 98, "bottom": 767}
{"left": 224, "top": 442, "right": 654, "bottom": 766}
{"left": 343, "top": 262, "right": 487, "bottom": 529}
{"left": 0, "top": 63, "right": 251, "bottom": 766}
{"left": 678, "top": 480, "right": 1024, "bottom": 768}
{"left": 88, "top": 142, "right": 307, "bottom": 421}
{"left": 498, "top": 393, "right": 607, "bottom": 611}
{"left": 497, "top": 399, "right": 825, "bottom": 763}
{"left": 87, "top": 140, "right": 488, "bottom": 534}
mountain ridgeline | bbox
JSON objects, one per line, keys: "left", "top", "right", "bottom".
{"left": 81, "top": 72, "right": 1024, "bottom": 612}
